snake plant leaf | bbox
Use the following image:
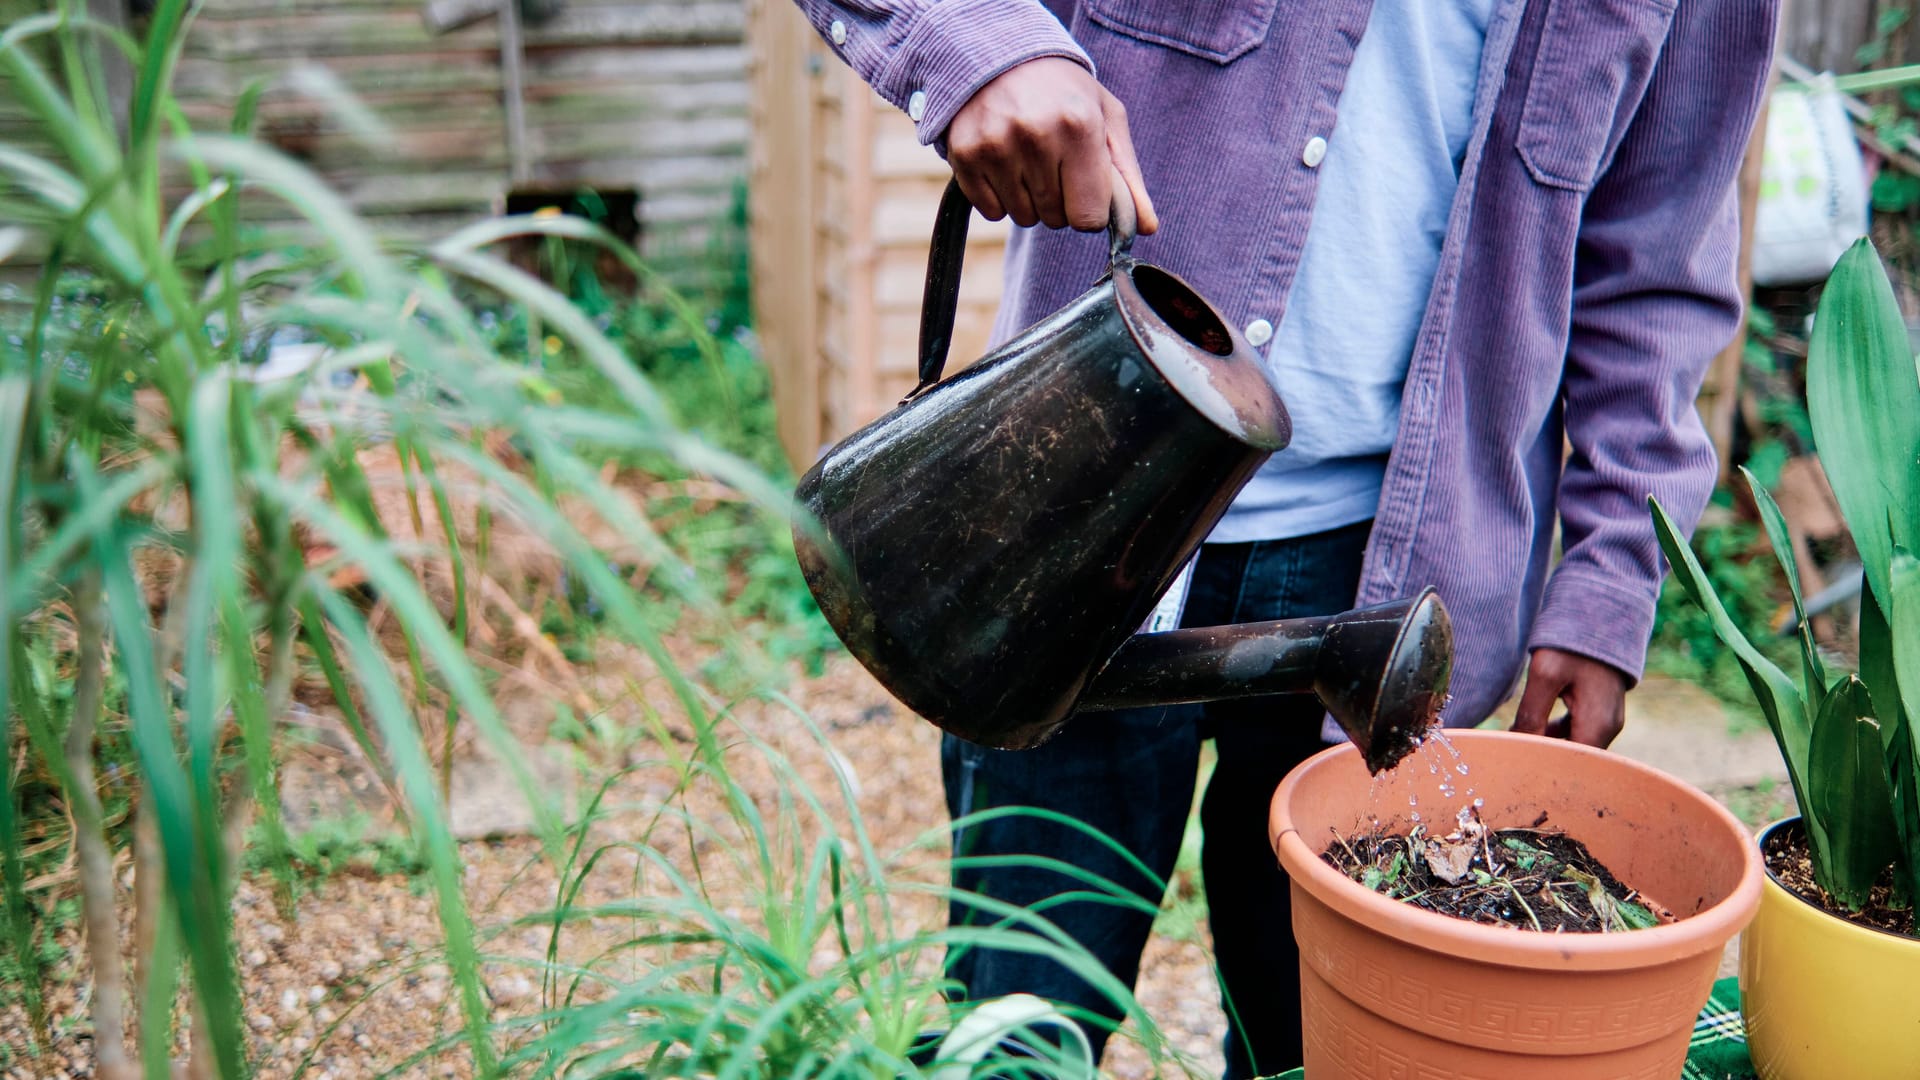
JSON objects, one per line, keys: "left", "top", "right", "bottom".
{"left": 1805, "top": 238, "right": 1920, "bottom": 612}
{"left": 1861, "top": 575, "right": 1908, "bottom": 759}
{"left": 1886, "top": 550, "right": 1920, "bottom": 903}
{"left": 1808, "top": 676, "right": 1899, "bottom": 909}
{"left": 1743, "top": 465, "right": 1828, "bottom": 699}
{"left": 1651, "top": 496, "right": 1814, "bottom": 792}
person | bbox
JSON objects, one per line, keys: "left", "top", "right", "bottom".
{"left": 787, "top": 0, "right": 1779, "bottom": 1074}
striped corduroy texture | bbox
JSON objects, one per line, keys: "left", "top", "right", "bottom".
{"left": 789, "top": 0, "right": 1780, "bottom": 724}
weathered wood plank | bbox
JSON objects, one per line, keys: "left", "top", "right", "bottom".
{"left": 185, "top": 5, "right": 738, "bottom": 62}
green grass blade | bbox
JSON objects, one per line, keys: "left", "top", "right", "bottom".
{"left": 316, "top": 588, "right": 497, "bottom": 1074}
{"left": 1807, "top": 676, "right": 1899, "bottom": 907}
{"left": 262, "top": 473, "right": 565, "bottom": 851}
{"left": 129, "top": 0, "right": 192, "bottom": 170}
{"left": 181, "top": 377, "right": 240, "bottom": 890}
{"left": 1805, "top": 238, "right": 1920, "bottom": 608}
{"left": 139, "top": 895, "right": 182, "bottom": 1078}
{"left": 293, "top": 589, "right": 401, "bottom": 805}
{"left": 175, "top": 135, "right": 402, "bottom": 300}
{"left": 4, "top": 457, "right": 169, "bottom": 622}
{"left": 0, "top": 382, "right": 46, "bottom": 1053}
{"left": 94, "top": 532, "right": 249, "bottom": 1080}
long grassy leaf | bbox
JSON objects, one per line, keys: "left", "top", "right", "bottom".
{"left": 93, "top": 531, "right": 248, "bottom": 1080}
{"left": 5, "top": 459, "right": 168, "bottom": 613}
{"left": 316, "top": 588, "right": 497, "bottom": 1074}
{"left": 261, "top": 472, "right": 565, "bottom": 850}
{"left": 140, "top": 894, "right": 183, "bottom": 1078}
{"left": 181, "top": 376, "right": 239, "bottom": 897}
{"left": 0, "top": 374, "right": 47, "bottom": 1050}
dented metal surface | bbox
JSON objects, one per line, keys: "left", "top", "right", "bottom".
{"left": 792, "top": 177, "right": 1450, "bottom": 765}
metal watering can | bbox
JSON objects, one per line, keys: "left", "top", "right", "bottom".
{"left": 791, "top": 180, "right": 1452, "bottom": 773}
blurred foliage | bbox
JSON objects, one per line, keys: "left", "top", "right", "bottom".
{"left": 467, "top": 183, "right": 841, "bottom": 679}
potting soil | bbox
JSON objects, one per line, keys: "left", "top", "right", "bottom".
{"left": 1321, "top": 807, "right": 1673, "bottom": 933}
{"left": 1765, "top": 820, "right": 1915, "bottom": 937}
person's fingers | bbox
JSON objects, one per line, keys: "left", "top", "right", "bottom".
{"left": 1510, "top": 655, "right": 1567, "bottom": 737}
{"left": 1566, "top": 665, "right": 1628, "bottom": 749}
{"left": 1100, "top": 89, "right": 1157, "bottom": 235}
{"left": 951, "top": 159, "right": 1007, "bottom": 221}
{"left": 997, "top": 172, "right": 1041, "bottom": 229}
{"left": 1544, "top": 714, "right": 1572, "bottom": 740}
{"left": 1023, "top": 160, "right": 1068, "bottom": 230}
{"left": 1058, "top": 119, "right": 1112, "bottom": 232}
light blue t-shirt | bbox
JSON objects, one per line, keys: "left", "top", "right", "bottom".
{"left": 1211, "top": 0, "right": 1494, "bottom": 544}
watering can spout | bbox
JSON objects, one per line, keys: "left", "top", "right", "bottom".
{"left": 1073, "top": 589, "right": 1453, "bottom": 774}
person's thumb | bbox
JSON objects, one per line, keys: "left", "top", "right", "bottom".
{"left": 1100, "top": 89, "right": 1157, "bottom": 235}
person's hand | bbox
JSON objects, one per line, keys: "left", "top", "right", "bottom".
{"left": 946, "top": 57, "right": 1159, "bottom": 235}
{"left": 1510, "top": 648, "right": 1629, "bottom": 748}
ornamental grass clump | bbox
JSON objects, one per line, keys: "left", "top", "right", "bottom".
{"left": 1652, "top": 237, "right": 1920, "bottom": 935}
{"left": 0, "top": 3, "right": 1184, "bottom": 1075}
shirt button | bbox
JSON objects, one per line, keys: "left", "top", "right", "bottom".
{"left": 1302, "top": 135, "right": 1328, "bottom": 168}
{"left": 829, "top": 19, "right": 847, "bottom": 44}
{"left": 907, "top": 90, "right": 928, "bottom": 122}
{"left": 1244, "top": 318, "right": 1274, "bottom": 347}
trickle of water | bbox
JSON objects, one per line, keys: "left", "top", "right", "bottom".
{"left": 1431, "top": 730, "right": 1470, "bottom": 775}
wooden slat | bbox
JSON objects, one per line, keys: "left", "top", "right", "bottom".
{"left": 745, "top": 0, "right": 823, "bottom": 467}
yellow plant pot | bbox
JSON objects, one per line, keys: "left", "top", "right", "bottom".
{"left": 1739, "top": 819, "right": 1920, "bottom": 1080}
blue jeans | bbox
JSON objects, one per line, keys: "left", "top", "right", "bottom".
{"left": 941, "top": 519, "right": 1371, "bottom": 1079}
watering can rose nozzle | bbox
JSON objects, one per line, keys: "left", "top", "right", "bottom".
{"left": 1074, "top": 589, "right": 1454, "bottom": 775}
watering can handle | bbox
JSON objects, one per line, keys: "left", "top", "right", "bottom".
{"left": 908, "top": 174, "right": 1138, "bottom": 401}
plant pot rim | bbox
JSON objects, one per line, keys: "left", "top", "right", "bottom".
{"left": 1755, "top": 816, "right": 1920, "bottom": 945}
{"left": 1270, "top": 729, "right": 1763, "bottom": 972}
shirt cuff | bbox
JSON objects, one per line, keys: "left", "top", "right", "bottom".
{"left": 877, "top": 0, "right": 1093, "bottom": 146}
{"left": 1526, "top": 566, "right": 1657, "bottom": 685}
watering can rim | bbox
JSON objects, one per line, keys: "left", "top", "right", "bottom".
{"left": 1099, "top": 255, "right": 1290, "bottom": 454}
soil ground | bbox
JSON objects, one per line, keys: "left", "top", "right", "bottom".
{"left": 2, "top": 661, "right": 1790, "bottom": 1079}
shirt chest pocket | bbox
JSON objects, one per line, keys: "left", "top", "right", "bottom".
{"left": 1517, "top": 0, "right": 1677, "bottom": 191}
{"left": 1082, "top": 0, "right": 1280, "bottom": 64}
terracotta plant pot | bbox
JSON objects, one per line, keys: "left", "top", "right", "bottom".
{"left": 1269, "top": 729, "right": 1762, "bottom": 1079}
{"left": 1739, "top": 817, "right": 1920, "bottom": 1079}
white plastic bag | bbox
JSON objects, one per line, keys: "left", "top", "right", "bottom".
{"left": 930, "top": 993, "right": 1094, "bottom": 1080}
{"left": 1751, "top": 80, "right": 1870, "bottom": 288}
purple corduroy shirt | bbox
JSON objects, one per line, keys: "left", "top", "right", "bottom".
{"left": 793, "top": 0, "right": 1779, "bottom": 725}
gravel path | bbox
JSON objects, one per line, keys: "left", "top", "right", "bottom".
{"left": 5, "top": 648, "right": 1795, "bottom": 1079}
{"left": 2, "top": 655, "right": 1226, "bottom": 1078}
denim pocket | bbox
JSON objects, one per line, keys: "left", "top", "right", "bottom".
{"left": 1082, "top": 0, "right": 1279, "bottom": 64}
{"left": 1516, "top": 0, "right": 1677, "bottom": 191}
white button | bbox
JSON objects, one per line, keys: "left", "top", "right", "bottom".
{"left": 1244, "top": 318, "right": 1274, "bottom": 347}
{"left": 1302, "top": 135, "right": 1328, "bottom": 168}
{"left": 829, "top": 19, "right": 846, "bottom": 44}
{"left": 907, "top": 90, "right": 927, "bottom": 122}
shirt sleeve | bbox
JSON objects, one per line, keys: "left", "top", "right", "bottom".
{"left": 788, "top": 0, "right": 1093, "bottom": 146}
{"left": 1527, "top": 0, "right": 1779, "bottom": 681}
